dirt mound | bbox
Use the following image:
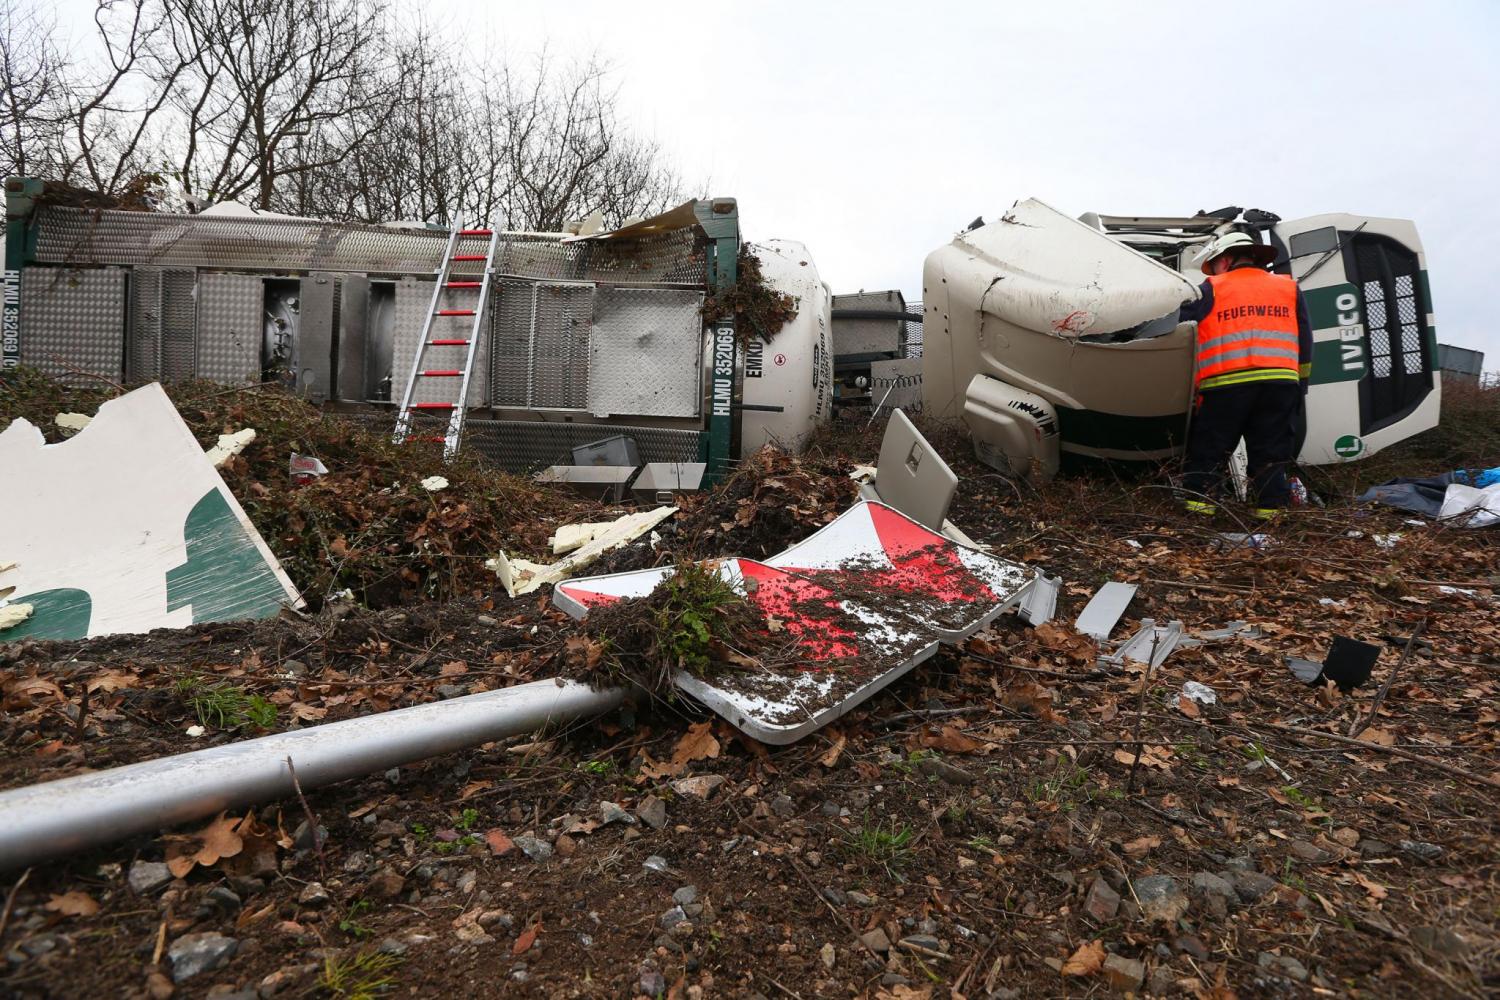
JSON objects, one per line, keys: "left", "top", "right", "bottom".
{"left": 669, "top": 444, "right": 859, "bottom": 560}
{"left": 0, "top": 370, "right": 576, "bottom": 609}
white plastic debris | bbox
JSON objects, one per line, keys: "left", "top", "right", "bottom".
{"left": 1436, "top": 586, "right": 1478, "bottom": 597}
{"left": 1180, "top": 681, "right": 1218, "bottom": 705}
{"left": 488, "top": 507, "right": 679, "bottom": 598}
{"left": 1124, "top": 539, "right": 1142, "bottom": 549}
{"left": 0, "top": 602, "right": 35, "bottom": 631}
{"left": 1438, "top": 482, "right": 1500, "bottom": 528}
{"left": 1318, "top": 597, "right": 1347, "bottom": 607}
{"left": 185, "top": 725, "right": 206, "bottom": 738}
{"left": 420, "top": 475, "right": 450, "bottom": 492}
{"left": 54, "top": 412, "right": 92, "bottom": 434}
{"left": 1372, "top": 533, "right": 1402, "bottom": 549}
{"left": 289, "top": 453, "right": 329, "bottom": 482}
{"left": 204, "top": 428, "right": 256, "bottom": 467}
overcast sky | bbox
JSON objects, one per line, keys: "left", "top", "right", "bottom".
{"left": 438, "top": 0, "right": 1499, "bottom": 364}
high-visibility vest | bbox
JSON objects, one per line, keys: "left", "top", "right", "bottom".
{"left": 1195, "top": 269, "right": 1301, "bottom": 390}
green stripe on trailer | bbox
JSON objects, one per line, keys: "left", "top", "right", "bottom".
{"left": 2, "top": 178, "right": 45, "bottom": 370}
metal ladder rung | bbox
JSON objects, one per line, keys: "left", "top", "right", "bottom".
{"left": 394, "top": 222, "right": 501, "bottom": 460}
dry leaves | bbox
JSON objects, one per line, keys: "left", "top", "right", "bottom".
{"left": 1061, "top": 939, "right": 1106, "bottom": 976}
{"left": 1122, "top": 834, "right": 1161, "bottom": 859}
{"left": 641, "top": 721, "right": 721, "bottom": 779}
{"left": 44, "top": 891, "right": 99, "bottom": 918}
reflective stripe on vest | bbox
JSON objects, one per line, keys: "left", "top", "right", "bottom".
{"left": 1195, "top": 269, "right": 1300, "bottom": 387}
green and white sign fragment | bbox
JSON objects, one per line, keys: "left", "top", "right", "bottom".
{"left": 0, "top": 383, "right": 302, "bottom": 640}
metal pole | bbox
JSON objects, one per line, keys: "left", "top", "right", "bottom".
{"left": 0, "top": 679, "right": 624, "bottom": 871}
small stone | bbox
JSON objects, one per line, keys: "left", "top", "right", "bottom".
{"left": 452, "top": 922, "right": 493, "bottom": 946}
{"left": 847, "top": 890, "right": 874, "bottom": 907}
{"left": 1191, "top": 872, "right": 1236, "bottom": 900}
{"left": 636, "top": 795, "right": 668, "bottom": 831}
{"left": 383, "top": 768, "right": 400, "bottom": 785}
{"left": 1258, "top": 951, "right": 1309, "bottom": 981}
{"left": 880, "top": 973, "right": 911, "bottom": 986}
{"left": 376, "top": 937, "right": 408, "bottom": 957}
{"left": 1149, "top": 966, "right": 1176, "bottom": 995}
{"left": 599, "top": 801, "right": 635, "bottom": 826}
{"left": 513, "top": 835, "right": 553, "bottom": 862}
{"left": 638, "top": 962, "right": 666, "bottom": 997}
{"left": 367, "top": 869, "right": 406, "bottom": 899}
{"left": 129, "top": 861, "right": 174, "bottom": 896}
{"left": 673, "top": 886, "right": 699, "bottom": 906}
{"left": 660, "top": 906, "right": 687, "bottom": 929}
{"left": 145, "top": 970, "right": 174, "bottom": 999}
{"left": 1410, "top": 926, "right": 1469, "bottom": 957}
{"left": 435, "top": 684, "right": 466, "bottom": 700}
{"left": 1102, "top": 953, "right": 1145, "bottom": 992}
{"left": 1131, "top": 875, "right": 1188, "bottom": 924}
{"left": 770, "top": 794, "right": 795, "bottom": 818}
{"left": 899, "top": 934, "right": 943, "bottom": 953}
{"left": 456, "top": 870, "right": 478, "bottom": 895}
{"left": 477, "top": 910, "right": 512, "bottom": 930}
{"left": 1083, "top": 878, "right": 1120, "bottom": 922}
{"left": 167, "top": 932, "right": 238, "bottom": 983}
{"left": 341, "top": 852, "right": 371, "bottom": 873}
{"left": 206, "top": 886, "right": 242, "bottom": 911}
{"left": 291, "top": 820, "right": 326, "bottom": 851}
{"left": 554, "top": 833, "right": 578, "bottom": 858}
{"left": 1288, "top": 840, "right": 1331, "bottom": 863}
{"left": 1399, "top": 840, "right": 1444, "bottom": 861}
{"left": 821, "top": 887, "right": 847, "bottom": 906}
{"left": 1231, "top": 871, "right": 1277, "bottom": 903}
{"left": 820, "top": 801, "right": 840, "bottom": 817}
{"left": 1358, "top": 838, "right": 1394, "bottom": 857}
{"left": 819, "top": 942, "right": 836, "bottom": 969}
{"left": 373, "top": 819, "right": 405, "bottom": 839}
{"left": 643, "top": 855, "right": 670, "bottom": 874}
{"left": 257, "top": 967, "right": 296, "bottom": 997}
{"left": 670, "top": 775, "right": 726, "bottom": 799}
{"left": 916, "top": 756, "right": 975, "bottom": 785}
{"left": 859, "top": 928, "right": 891, "bottom": 952}
{"left": 296, "top": 882, "right": 331, "bottom": 909}
{"left": 476, "top": 615, "right": 498, "bottom": 627}
{"left": 1174, "top": 934, "right": 1209, "bottom": 960}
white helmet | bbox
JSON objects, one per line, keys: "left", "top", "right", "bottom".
{"left": 1199, "top": 231, "right": 1278, "bottom": 274}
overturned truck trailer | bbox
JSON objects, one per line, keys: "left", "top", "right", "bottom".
{"left": 1, "top": 178, "right": 832, "bottom": 476}
{"left": 923, "top": 199, "right": 1440, "bottom": 478}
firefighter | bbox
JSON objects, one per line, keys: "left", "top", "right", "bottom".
{"left": 1177, "top": 231, "right": 1312, "bottom": 518}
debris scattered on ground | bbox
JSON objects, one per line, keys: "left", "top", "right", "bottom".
{"left": 0, "top": 372, "right": 1495, "bottom": 998}
{"left": 204, "top": 428, "right": 256, "bottom": 467}
{"left": 487, "top": 506, "right": 677, "bottom": 598}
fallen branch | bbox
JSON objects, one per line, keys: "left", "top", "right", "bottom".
{"left": 0, "top": 868, "right": 29, "bottom": 946}
{"left": 1251, "top": 722, "right": 1500, "bottom": 792}
{"left": 1127, "top": 631, "right": 1163, "bottom": 793}
{"left": 1349, "top": 618, "right": 1425, "bottom": 739}
{"left": 285, "top": 756, "right": 326, "bottom": 880}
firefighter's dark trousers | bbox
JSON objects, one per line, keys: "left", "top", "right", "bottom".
{"left": 1182, "top": 379, "right": 1302, "bottom": 509}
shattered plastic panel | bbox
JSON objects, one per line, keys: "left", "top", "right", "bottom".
{"left": 554, "top": 501, "right": 1032, "bottom": 743}
{"left": 0, "top": 384, "right": 302, "bottom": 640}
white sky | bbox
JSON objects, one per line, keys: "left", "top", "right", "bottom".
{"left": 433, "top": 0, "right": 1500, "bottom": 363}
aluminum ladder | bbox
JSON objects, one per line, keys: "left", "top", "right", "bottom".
{"left": 392, "top": 225, "right": 501, "bottom": 458}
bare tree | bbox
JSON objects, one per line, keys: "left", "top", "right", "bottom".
{"left": 3, "top": 1, "right": 685, "bottom": 229}
{"left": 0, "top": 2, "right": 68, "bottom": 181}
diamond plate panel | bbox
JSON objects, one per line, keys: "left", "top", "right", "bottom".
{"left": 490, "top": 279, "right": 533, "bottom": 407}
{"left": 531, "top": 284, "right": 593, "bottom": 409}
{"left": 35, "top": 206, "right": 707, "bottom": 286}
{"left": 161, "top": 269, "right": 197, "bottom": 381}
{"left": 128, "top": 268, "right": 163, "bottom": 382}
{"left": 19, "top": 267, "right": 127, "bottom": 383}
{"left": 196, "top": 272, "right": 262, "bottom": 383}
{"left": 588, "top": 287, "right": 703, "bottom": 418}
{"left": 462, "top": 419, "right": 700, "bottom": 473}
{"left": 389, "top": 278, "right": 489, "bottom": 408}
